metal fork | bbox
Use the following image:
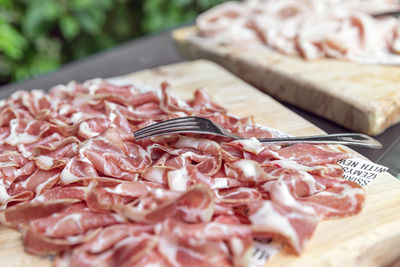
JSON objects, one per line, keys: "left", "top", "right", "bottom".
{"left": 371, "top": 10, "right": 400, "bottom": 18}
{"left": 133, "top": 116, "right": 382, "bottom": 148}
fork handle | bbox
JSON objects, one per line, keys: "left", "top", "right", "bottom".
{"left": 258, "top": 133, "right": 382, "bottom": 148}
{"left": 371, "top": 10, "right": 400, "bottom": 18}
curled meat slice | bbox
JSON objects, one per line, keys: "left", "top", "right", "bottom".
{"left": 77, "top": 118, "right": 112, "bottom": 139}
{"left": 30, "top": 203, "right": 124, "bottom": 238}
{"left": 225, "top": 159, "right": 276, "bottom": 183}
{"left": 246, "top": 199, "right": 319, "bottom": 254}
{"left": 79, "top": 128, "right": 151, "bottom": 180}
{"left": 22, "top": 169, "right": 60, "bottom": 195}
{"left": 22, "top": 227, "right": 100, "bottom": 256}
{"left": 5, "top": 119, "right": 49, "bottom": 145}
{"left": 30, "top": 137, "right": 79, "bottom": 170}
{"left": 32, "top": 186, "right": 87, "bottom": 203}
{"left": 276, "top": 144, "right": 349, "bottom": 166}
{"left": 86, "top": 179, "right": 162, "bottom": 212}
{"left": 60, "top": 158, "right": 98, "bottom": 185}
{"left": 0, "top": 152, "right": 36, "bottom": 186}
{"left": 174, "top": 135, "right": 222, "bottom": 176}
{"left": 158, "top": 217, "right": 252, "bottom": 267}
{"left": 0, "top": 199, "right": 79, "bottom": 227}
{"left": 57, "top": 224, "right": 156, "bottom": 267}
{"left": 298, "top": 177, "right": 365, "bottom": 218}
{"left": 121, "top": 184, "right": 214, "bottom": 224}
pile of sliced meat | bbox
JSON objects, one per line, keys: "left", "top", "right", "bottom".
{"left": 196, "top": 0, "right": 400, "bottom": 60}
{"left": 0, "top": 79, "right": 364, "bottom": 266}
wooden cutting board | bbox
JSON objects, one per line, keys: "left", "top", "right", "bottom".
{"left": 1, "top": 60, "right": 400, "bottom": 267}
{"left": 172, "top": 26, "right": 400, "bottom": 136}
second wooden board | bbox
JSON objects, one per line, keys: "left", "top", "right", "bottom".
{"left": 173, "top": 26, "right": 400, "bottom": 136}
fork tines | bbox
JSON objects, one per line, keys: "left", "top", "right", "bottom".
{"left": 133, "top": 116, "right": 202, "bottom": 140}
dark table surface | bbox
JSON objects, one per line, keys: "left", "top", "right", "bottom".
{"left": 1, "top": 28, "right": 399, "bottom": 173}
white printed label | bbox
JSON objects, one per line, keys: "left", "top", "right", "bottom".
{"left": 251, "top": 239, "right": 283, "bottom": 267}
{"left": 338, "top": 158, "right": 388, "bottom": 187}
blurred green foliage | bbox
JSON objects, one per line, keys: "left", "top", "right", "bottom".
{"left": 0, "top": 0, "right": 227, "bottom": 85}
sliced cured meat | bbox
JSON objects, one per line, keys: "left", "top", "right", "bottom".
{"left": 22, "top": 226, "right": 100, "bottom": 256}
{"left": 174, "top": 135, "right": 222, "bottom": 175}
{"left": 158, "top": 219, "right": 242, "bottom": 267}
{"left": 276, "top": 144, "right": 349, "bottom": 166}
{"left": 58, "top": 224, "right": 156, "bottom": 267}
{"left": 1, "top": 199, "right": 79, "bottom": 227}
{"left": 60, "top": 158, "right": 98, "bottom": 185}
{"left": 33, "top": 186, "right": 87, "bottom": 202}
{"left": 30, "top": 203, "right": 124, "bottom": 238}
{"left": 31, "top": 137, "right": 79, "bottom": 170}
{"left": 77, "top": 118, "right": 112, "bottom": 139}
{"left": 246, "top": 199, "right": 319, "bottom": 254}
{"left": 121, "top": 184, "right": 214, "bottom": 224}
{"left": 5, "top": 119, "right": 49, "bottom": 145}
{"left": 0, "top": 79, "right": 365, "bottom": 266}
{"left": 0, "top": 152, "right": 36, "bottom": 186}
{"left": 216, "top": 187, "right": 263, "bottom": 203}
{"left": 188, "top": 88, "right": 226, "bottom": 114}
{"left": 78, "top": 128, "right": 151, "bottom": 180}
{"left": 196, "top": 0, "right": 400, "bottom": 61}
{"left": 86, "top": 179, "right": 162, "bottom": 212}
{"left": 225, "top": 159, "right": 275, "bottom": 183}
{"left": 22, "top": 169, "right": 60, "bottom": 195}
{"left": 17, "top": 132, "right": 64, "bottom": 158}
{"left": 298, "top": 177, "right": 365, "bottom": 218}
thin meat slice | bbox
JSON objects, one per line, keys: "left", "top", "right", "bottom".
{"left": 298, "top": 176, "right": 365, "bottom": 218}
{"left": 173, "top": 135, "right": 222, "bottom": 176}
{"left": 5, "top": 119, "right": 50, "bottom": 145}
{"left": 188, "top": 88, "right": 227, "bottom": 114}
{"left": 161, "top": 216, "right": 254, "bottom": 266}
{"left": 0, "top": 199, "right": 79, "bottom": 227}
{"left": 225, "top": 159, "right": 275, "bottom": 183}
{"left": 78, "top": 128, "right": 151, "bottom": 180}
{"left": 32, "top": 186, "right": 87, "bottom": 202}
{"left": 30, "top": 203, "right": 124, "bottom": 238}
{"left": 57, "top": 224, "right": 156, "bottom": 267}
{"left": 22, "top": 226, "right": 100, "bottom": 256}
{"left": 276, "top": 144, "right": 349, "bottom": 166}
{"left": 121, "top": 184, "right": 214, "bottom": 224}
{"left": 86, "top": 179, "right": 162, "bottom": 212}
{"left": 17, "top": 132, "right": 64, "bottom": 158}
{"left": 31, "top": 137, "right": 79, "bottom": 170}
{"left": 216, "top": 187, "right": 263, "bottom": 203}
{"left": 246, "top": 199, "right": 319, "bottom": 254}
{"left": 77, "top": 118, "right": 112, "bottom": 139}
{"left": 0, "top": 152, "right": 35, "bottom": 186}
{"left": 158, "top": 219, "right": 240, "bottom": 267}
{"left": 22, "top": 168, "right": 60, "bottom": 195}
{"left": 60, "top": 157, "right": 98, "bottom": 185}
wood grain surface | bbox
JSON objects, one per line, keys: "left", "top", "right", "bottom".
{"left": 1, "top": 60, "right": 399, "bottom": 267}
{"left": 173, "top": 26, "right": 400, "bottom": 136}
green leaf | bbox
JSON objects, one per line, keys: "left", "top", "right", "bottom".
{"left": 22, "top": 0, "right": 61, "bottom": 38}
{"left": 0, "top": 22, "right": 28, "bottom": 59}
{"left": 71, "top": 0, "right": 113, "bottom": 11}
{"left": 59, "top": 15, "right": 80, "bottom": 39}
{"left": 77, "top": 11, "right": 101, "bottom": 34}
{"left": 70, "top": 0, "right": 96, "bottom": 10}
